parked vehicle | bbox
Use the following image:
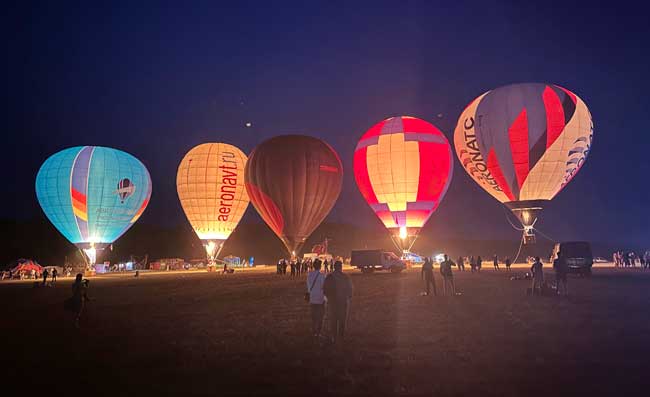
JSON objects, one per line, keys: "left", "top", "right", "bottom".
{"left": 351, "top": 250, "right": 406, "bottom": 273}
{"left": 551, "top": 241, "right": 594, "bottom": 276}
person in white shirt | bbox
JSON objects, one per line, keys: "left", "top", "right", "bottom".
{"left": 306, "top": 259, "right": 326, "bottom": 338}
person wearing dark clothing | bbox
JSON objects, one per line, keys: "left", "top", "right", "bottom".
{"left": 297, "top": 259, "right": 303, "bottom": 276}
{"left": 553, "top": 251, "right": 569, "bottom": 296}
{"left": 290, "top": 261, "right": 296, "bottom": 277}
{"left": 470, "top": 256, "right": 476, "bottom": 272}
{"left": 530, "top": 257, "right": 544, "bottom": 295}
{"left": 505, "top": 257, "right": 512, "bottom": 271}
{"left": 68, "top": 274, "right": 90, "bottom": 328}
{"left": 493, "top": 255, "right": 499, "bottom": 271}
{"left": 324, "top": 260, "right": 329, "bottom": 273}
{"left": 421, "top": 257, "right": 437, "bottom": 296}
{"left": 440, "top": 255, "right": 456, "bottom": 295}
{"left": 323, "top": 261, "right": 353, "bottom": 343}
{"left": 282, "top": 260, "right": 288, "bottom": 275}
{"left": 51, "top": 268, "right": 58, "bottom": 284}
{"left": 456, "top": 256, "right": 465, "bottom": 272}
{"left": 477, "top": 256, "right": 483, "bottom": 272}
{"left": 42, "top": 269, "right": 49, "bottom": 286}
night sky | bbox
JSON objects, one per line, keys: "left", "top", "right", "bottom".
{"left": 4, "top": 1, "right": 649, "bottom": 247}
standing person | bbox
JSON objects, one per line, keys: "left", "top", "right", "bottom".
{"left": 290, "top": 260, "right": 296, "bottom": 278}
{"left": 505, "top": 256, "right": 512, "bottom": 271}
{"left": 456, "top": 256, "right": 465, "bottom": 272}
{"left": 421, "top": 257, "right": 437, "bottom": 296}
{"left": 306, "top": 259, "right": 326, "bottom": 339}
{"left": 553, "top": 251, "right": 569, "bottom": 296}
{"left": 477, "top": 256, "right": 483, "bottom": 272}
{"left": 470, "top": 255, "right": 476, "bottom": 272}
{"left": 323, "top": 261, "right": 353, "bottom": 344}
{"left": 51, "top": 268, "right": 58, "bottom": 285}
{"left": 42, "top": 268, "right": 49, "bottom": 286}
{"left": 67, "top": 274, "right": 91, "bottom": 328}
{"left": 323, "top": 259, "right": 329, "bottom": 273}
{"left": 295, "top": 259, "right": 300, "bottom": 276}
{"left": 530, "top": 256, "right": 544, "bottom": 295}
{"left": 493, "top": 255, "right": 499, "bottom": 271}
{"left": 282, "top": 259, "right": 288, "bottom": 275}
{"left": 440, "top": 255, "right": 456, "bottom": 296}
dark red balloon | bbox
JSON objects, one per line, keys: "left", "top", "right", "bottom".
{"left": 244, "top": 135, "right": 343, "bottom": 255}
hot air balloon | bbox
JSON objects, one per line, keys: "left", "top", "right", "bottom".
{"left": 454, "top": 83, "right": 593, "bottom": 243}
{"left": 176, "top": 143, "right": 249, "bottom": 263}
{"left": 245, "top": 135, "right": 343, "bottom": 257}
{"left": 35, "top": 146, "right": 152, "bottom": 266}
{"left": 353, "top": 116, "right": 453, "bottom": 252}
{"left": 117, "top": 178, "right": 135, "bottom": 203}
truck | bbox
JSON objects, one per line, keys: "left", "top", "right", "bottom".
{"left": 551, "top": 241, "right": 594, "bottom": 276}
{"left": 350, "top": 250, "right": 406, "bottom": 273}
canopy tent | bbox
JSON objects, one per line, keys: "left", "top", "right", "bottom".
{"left": 10, "top": 259, "right": 43, "bottom": 274}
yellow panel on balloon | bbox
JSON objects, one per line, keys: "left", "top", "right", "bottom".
{"left": 366, "top": 133, "right": 420, "bottom": 212}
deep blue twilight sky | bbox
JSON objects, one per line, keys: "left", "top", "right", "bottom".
{"left": 4, "top": 1, "right": 649, "bottom": 246}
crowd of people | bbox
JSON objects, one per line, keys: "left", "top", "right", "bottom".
{"left": 612, "top": 251, "right": 650, "bottom": 269}
{"left": 1, "top": 266, "right": 74, "bottom": 281}
{"left": 447, "top": 255, "right": 513, "bottom": 273}
{"left": 276, "top": 257, "right": 338, "bottom": 276}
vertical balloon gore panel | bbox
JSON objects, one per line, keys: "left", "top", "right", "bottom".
{"left": 35, "top": 146, "right": 152, "bottom": 248}
{"left": 244, "top": 135, "right": 343, "bottom": 256}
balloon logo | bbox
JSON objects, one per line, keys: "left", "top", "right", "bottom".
{"left": 176, "top": 143, "right": 250, "bottom": 262}
{"left": 116, "top": 178, "right": 135, "bottom": 203}
{"left": 245, "top": 135, "right": 343, "bottom": 256}
{"left": 353, "top": 116, "right": 453, "bottom": 251}
{"left": 454, "top": 83, "right": 593, "bottom": 242}
{"left": 35, "top": 146, "right": 152, "bottom": 264}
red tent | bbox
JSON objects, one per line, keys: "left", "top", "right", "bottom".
{"left": 11, "top": 259, "right": 43, "bottom": 274}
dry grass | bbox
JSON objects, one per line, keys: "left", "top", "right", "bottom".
{"left": 1, "top": 267, "right": 649, "bottom": 396}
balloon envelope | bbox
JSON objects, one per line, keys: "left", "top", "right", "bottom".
{"left": 455, "top": 83, "right": 593, "bottom": 205}
{"left": 35, "top": 146, "right": 152, "bottom": 248}
{"left": 353, "top": 116, "right": 453, "bottom": 240}
{"left": 176, "top": 143, "right": 249, "bottom": 247}
{"left": 454, "top": 83, "right": 593, "bottom": 230}
{"left": 245, "top": 135, "right": 343, "bottom": 255}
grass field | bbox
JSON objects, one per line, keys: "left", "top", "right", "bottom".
{"left": 2, "top": 266, "right": 649, "bottom": 396}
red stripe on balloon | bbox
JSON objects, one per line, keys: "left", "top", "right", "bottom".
{"left": 542, "top": 86, "right": 566, "bottom": 149}
{"left": 416, "top": 141, "right": 450, "bottom": 202}
{"left": 402, "top": 116, "right": 440, "bottom": 135}
{"left": 353, "top": 147, "right": 378, "bottom": 205}
{"left": 70, "top": 187, "right": 86, "bottom": 205}
{"left": 508, "top": 108, "right": 530, "bottom": 189}
{"left": 245, "top": 182, "right": 284, "bottom": 236}
{"left": 487, "top": 148, "right": 515, "bottom": 201}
